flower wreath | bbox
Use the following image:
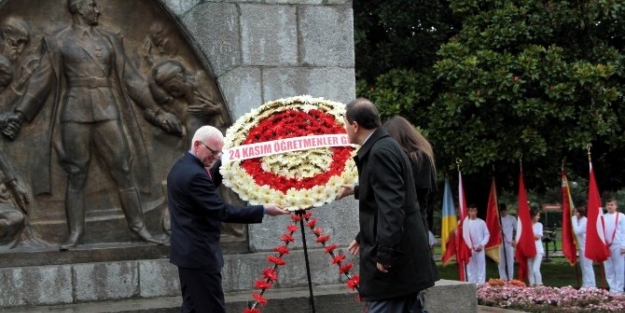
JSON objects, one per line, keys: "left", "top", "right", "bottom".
{"left": 221, "top": 95, "right": 357, "bottom": 210}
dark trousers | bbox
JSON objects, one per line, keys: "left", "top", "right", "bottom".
{"left": 178, "top": 267, "right": 224, "bottom": 313}
{"left": 366, "top": 293, "right": 424, "bottom": 313}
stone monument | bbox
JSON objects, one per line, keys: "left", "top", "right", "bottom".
{"left": 0, "top": 0, "right": 363, "bottom": 310}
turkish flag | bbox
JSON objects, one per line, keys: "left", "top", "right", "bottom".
{"left": 456, "top": 171, "right": 472, "bottom": 281}
{"left": 514, "top": 171, "right": 537, "bottom": 283}
{"left": 584, "top": 161, "right": 610, "bottom": 263}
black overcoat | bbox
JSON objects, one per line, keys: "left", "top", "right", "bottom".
{"left": 354, "top": 129, "right": 436, "bottom": 301}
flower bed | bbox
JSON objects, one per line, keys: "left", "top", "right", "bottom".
{"left": 221, "top": 95, "right": 357, "bottom": 210}
{"left": 478, "top": 280, "right": 625, "bottom": 312}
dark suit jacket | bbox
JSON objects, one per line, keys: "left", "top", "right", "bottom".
{"left": 167, "top": 153, "right": 264, "bottom": 269}
{"left": 353, "top": 129, "right": 436, "bottom": 301}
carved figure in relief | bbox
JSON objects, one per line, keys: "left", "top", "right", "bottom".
{"left": 0, "top": 16, "right": 38, "bottom": 108}
{"left": 0, "top": 152, "right": 27, "bottom": 250}
{"left": 0, "top": 0, "right": 183, "bottom": 250}
{"left": 151, "top": 60, "right": 227, "bottom": 136}
{"left": 0, "top": 64, "right": 27, "bottom": 250}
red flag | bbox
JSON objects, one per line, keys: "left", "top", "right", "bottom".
{"left": 485, "top": 177, "right": 502, "bottom": 262}
{"left": 514, "top": 170, "right": 537, "bottom": 283}
{"left": 561, "top": 168, "right": 577, "bottom": 265}
{"left": 585, "top": 161, "right": 610, "bottom": 263}
{"left": 456, "top": 171, "right": 472, "bottom": 281}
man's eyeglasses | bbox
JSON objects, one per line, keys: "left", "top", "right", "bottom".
{"left": 201, "top": 142, "right": 223, "bottom": 156}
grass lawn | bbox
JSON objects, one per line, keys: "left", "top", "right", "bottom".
{"left": 436, "top": 257, "right": 607, "bottom": 288}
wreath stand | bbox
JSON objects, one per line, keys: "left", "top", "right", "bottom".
{"left": 244, "top": 210, "right": 360, "bottom": 313}
{"left": 297, "top": 210, "right": 318, "bottom": 312}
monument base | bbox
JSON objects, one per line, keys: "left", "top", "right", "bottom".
{"left": 0, "top": 281, "right": 477, "bottom": 313}
{"left": 0, "top": 247, "right": 477, "bottom": 312}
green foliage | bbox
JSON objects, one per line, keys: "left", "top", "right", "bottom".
{"left": 355, "top": 0, "right": 625, "bottom": 193}
{"left": 354, "top": 0, "right": 457, "bottom": 82}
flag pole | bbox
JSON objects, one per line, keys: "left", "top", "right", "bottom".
{"left": 456, "top": 158, "right": 467, "bottom": 282}
{"left": 563, "top": 158, "right": 582, "bottom": 289}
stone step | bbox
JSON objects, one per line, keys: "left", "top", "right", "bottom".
{"left": 0, "top": 280, "right": 477, "bottom": 313}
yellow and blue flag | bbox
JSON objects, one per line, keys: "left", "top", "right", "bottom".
{"left": 441, "top": 178, "right": 457, "bottom": 257}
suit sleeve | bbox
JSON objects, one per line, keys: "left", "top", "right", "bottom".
{"left": 189, "top": 170, "right": 264, "bottom": 224}
{"left": 369, "top": 146, "right": 406, "bottom": 265}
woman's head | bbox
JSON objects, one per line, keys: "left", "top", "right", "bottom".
{"left": 530, "top": 209, "right": 541, "bottom": 222}
{"left": 382, "top": 115, "right": 434, "bottom": 167}
{"left": 574, "top": 200, "right": 587, "bottom": 217}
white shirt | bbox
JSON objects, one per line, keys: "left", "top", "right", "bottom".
{"left": 533, "top": 222, "right": 544, "bottom": 254}
{"left": 500, "top": 214, "right": 517, "bottom": 245}
{"left": 572, "top": 215, "right": 587, "bottom": 249}
{"left": 463, "top": 218, "right": 490, "bottom": 250}
{"left": 602, "top": 211, "right": 625, "bottom": 249}
{"left": 428, "top": 230, "right": 436, "bottom": 246}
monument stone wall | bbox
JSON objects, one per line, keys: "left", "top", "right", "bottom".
{"left": 0, "top": 0, "right": 357, "bottom": 309}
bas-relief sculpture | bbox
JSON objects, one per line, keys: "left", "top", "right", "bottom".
{"left": 0, "top": 0, "right": 243, "bottom": 254}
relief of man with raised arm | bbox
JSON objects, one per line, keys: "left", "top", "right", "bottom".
{"left": 0, "top": 0, "right": 182, "bottom": 250}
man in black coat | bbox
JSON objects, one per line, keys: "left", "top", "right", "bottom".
{"left": 337, "top": 98, "right": 437, "bottom": 313}
{"left": 167, "top": 125, "right": 288, "bottom": 313}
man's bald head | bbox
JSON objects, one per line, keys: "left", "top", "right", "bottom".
{"left": 345, "top": 98, "right": 381, "bottom": 130}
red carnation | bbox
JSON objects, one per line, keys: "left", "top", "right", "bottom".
{"left": 332, "top": 254, "right": 346, "bottom": 264}
{"left": 274, "top": 246, "right": 290, "bottom": 255}
{"left": 307, "top": 219, "right": 317, "bottom": 228}
{"left": 244, "top": 308, "right": 261, "bottom": 313}
{"left": 347, "top": 275, "right": 360, "bottom": 290}
{"left": 316, "top": 235, "right": 330, "bottom": 244}
{"left": 303, "top": 211, "right": 313, "bottom": 219}
{"left": 290, "top": 214, "right": 302, "bottom": 222}
{"left": 313, "top": 227, "right": 323, "bottom": 235}
{"left": 254, "top": 280, "right": 272, "bottom": 290}
{"left": 286, "top": 224, "right": 297, "bottom": 233}
{"left": 324, "top": 244, "right": 337, "bottom": 254}
{"left": 252, "top": 293, "right": 268, "bottom": 306}
{"left": 281, "top": 234, "right": 295, "bottom": 243}
{"left": 340, "top": 263, "right": 353, "bottom": 274}
{"left": 267, "top": 256, "right": 286, "bottom": 266}
{"left": 262, "top": 268, "right": 278, "bottom": 282}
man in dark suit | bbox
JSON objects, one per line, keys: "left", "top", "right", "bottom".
{"left": 167, "top": 125, "right": 288, "bottom": 313}
{"left": 337, "top": 98, "right": 436, "bottom": 313}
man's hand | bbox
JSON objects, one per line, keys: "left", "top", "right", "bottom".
{"left": 7, "top": 179, "right": 28, "bottom": 215}
{"left": 155, "top": 111, "right": 183, "bottom": 136}
{"left": 376, "top": 262, "right": 390, "bottom": 273}
{"left": 511, "top": 240, "right": 516, "bottom": 248}
{"left": 0, "top": 112, "right": 24, "bottom": 141}
{"left": 348, "top": 239, "right": 360, "bottom": 255}
{"left": 475, "top": 245, "right": 483, "bottom": 252}
{"left": 336, "top": 185, "right": 354, "bottom": 200}
{"left": 264, "top": 204, "right": 289, "bottom": 216}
